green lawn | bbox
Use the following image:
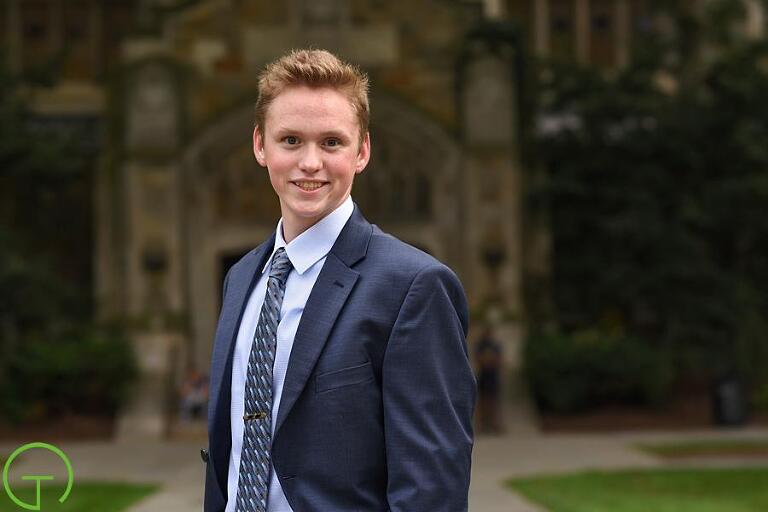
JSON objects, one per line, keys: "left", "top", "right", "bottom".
{"left": 0, "top": 482, "right": 157, "bottom": 512}
{"left": 509, "top": 468, "right": 768, "bottom": 512}
{"left": 637, "top": 439, "right": 768, "bottom": 458}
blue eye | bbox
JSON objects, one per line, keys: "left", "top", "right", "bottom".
{"left": 325, "top": 138, "right": 340, "bottom": 147}
{"left": 284, "top": 136, "right": 298, "bottom": 145}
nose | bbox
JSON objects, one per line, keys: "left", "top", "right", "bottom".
{"left": 298, "top": 144, "right": 322, "bottom": 173}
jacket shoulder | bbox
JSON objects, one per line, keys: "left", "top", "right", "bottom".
{"left": 366, "top": 226, "right": 464, "bottom": 295}
{"left": 367, "top": 226, "right": 443, "bottom": 272}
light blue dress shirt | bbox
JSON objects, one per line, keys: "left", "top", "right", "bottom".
{"left": 225, "top": 196, "right": 354, "bottom": 512}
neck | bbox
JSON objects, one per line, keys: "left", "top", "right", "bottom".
{"left": 281, "top": 218, "right": 312, "bottom": 244}
{"left": 279, "top": 194, "right": 351, "bottom": 243}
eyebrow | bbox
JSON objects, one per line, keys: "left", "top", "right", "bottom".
{"left": 273, "top": 127, "right": 351, "bottom": 140}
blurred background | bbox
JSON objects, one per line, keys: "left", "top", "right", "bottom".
{"left": 2, "top": 0, "right": 768, "bottom": 511}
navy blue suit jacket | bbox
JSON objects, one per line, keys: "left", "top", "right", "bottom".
{"left": 204, "top": 206, "right": 475, "bottom": 511}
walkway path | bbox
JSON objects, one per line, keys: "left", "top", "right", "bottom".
{"left": 2, "top": 427, "right": 767, "bottom": 511}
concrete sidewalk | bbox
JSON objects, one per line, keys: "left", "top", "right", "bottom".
{"left": 2, "top": 427, "right": 767, "bottom": 511}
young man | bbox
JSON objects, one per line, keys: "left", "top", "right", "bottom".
{"left": 203, "top": 49, "right": 475, "bottom": 512}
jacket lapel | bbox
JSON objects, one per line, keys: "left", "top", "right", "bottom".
{"left": 274, "top": 206, "right": 372, "bottom": 434}
{"left": 208, "top": 235, "right": 275, "bottom": 499}
{"left": 209, "top": 234, "right": 275, "bottom": 445}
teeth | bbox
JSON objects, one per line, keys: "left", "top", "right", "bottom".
{"left": 295, "top": 182, "right": 324, "bottom": 191}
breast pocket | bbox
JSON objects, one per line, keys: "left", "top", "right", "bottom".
{"left": 315, "top": 361, "right": 374, "bottom": 394}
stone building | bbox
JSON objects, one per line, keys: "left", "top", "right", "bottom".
{"left": 4, "top": 0, "right": 765, "bottom": 435}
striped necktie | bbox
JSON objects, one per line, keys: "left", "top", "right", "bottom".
{"left": 235, "top": 247, "right": 292, "bottom": 512}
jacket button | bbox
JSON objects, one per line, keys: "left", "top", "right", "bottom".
{"left": 200, "top": 449, "right": 209, "bottom": 463}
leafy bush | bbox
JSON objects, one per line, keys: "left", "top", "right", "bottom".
{"left": 0, "top": 327, "right": 137, "bottom": 423}
{"left": 753, "top": 384, "right": 768, "bottom": 414}
{"left": 524, "top": 330, "right": 674, "bottom": 413}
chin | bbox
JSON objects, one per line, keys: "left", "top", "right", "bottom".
{"left": 290, "top": 206, "right": 326, "bottom": 221}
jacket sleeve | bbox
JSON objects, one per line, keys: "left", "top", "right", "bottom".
{"left": 383, "top": 263, "right": 476, "bottom": 512}
{"left": 203, "top": 266, "right": 233, "bottom": 512}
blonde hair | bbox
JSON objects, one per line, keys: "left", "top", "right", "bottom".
{"left": 255, "top": 49, "right": 370, "bottom": 141}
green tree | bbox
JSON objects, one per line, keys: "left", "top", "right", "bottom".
{"left": 0, "top": 57, "right": 89, "bottom": 344}
{"left": 533, "top": 4, "right": 768, "bottom": 401}
{"left": 0, "top": 57, "right": 135, "bottom": 421}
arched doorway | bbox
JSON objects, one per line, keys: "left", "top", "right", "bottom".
{"left": 182, "top": 105, "right": 277, "bottom": 369}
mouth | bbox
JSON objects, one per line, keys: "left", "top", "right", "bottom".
{"left": 292, "top": 181, "right": 328, "bottom": 192}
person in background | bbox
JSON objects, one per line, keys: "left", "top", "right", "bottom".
{"left": 475, "top": 327, "right": 503, "bottom": 434}
{"left": 179, "top": 368, "right": 209, "bottom": 422}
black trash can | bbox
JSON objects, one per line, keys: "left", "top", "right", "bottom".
{"left": 711, "top": 374, "right": 749, "bottom": 426}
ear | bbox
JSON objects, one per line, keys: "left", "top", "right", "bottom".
{"left": 355, "top": 132, "right": 371, "bottom": 174}
{"left": 253, "top": 126, "right": 267, "bottom": 167}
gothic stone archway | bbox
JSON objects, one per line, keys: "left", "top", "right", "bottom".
{"left": 182, "top": 93, "right": 464, "bottom": 371}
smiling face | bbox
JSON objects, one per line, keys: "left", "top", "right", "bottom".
{"left": 254, "top": 85, "right": 371, "bottom": 242}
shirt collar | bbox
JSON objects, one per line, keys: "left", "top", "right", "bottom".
{"left": 262, "top": 195, "right": 354, "bottom": 275}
